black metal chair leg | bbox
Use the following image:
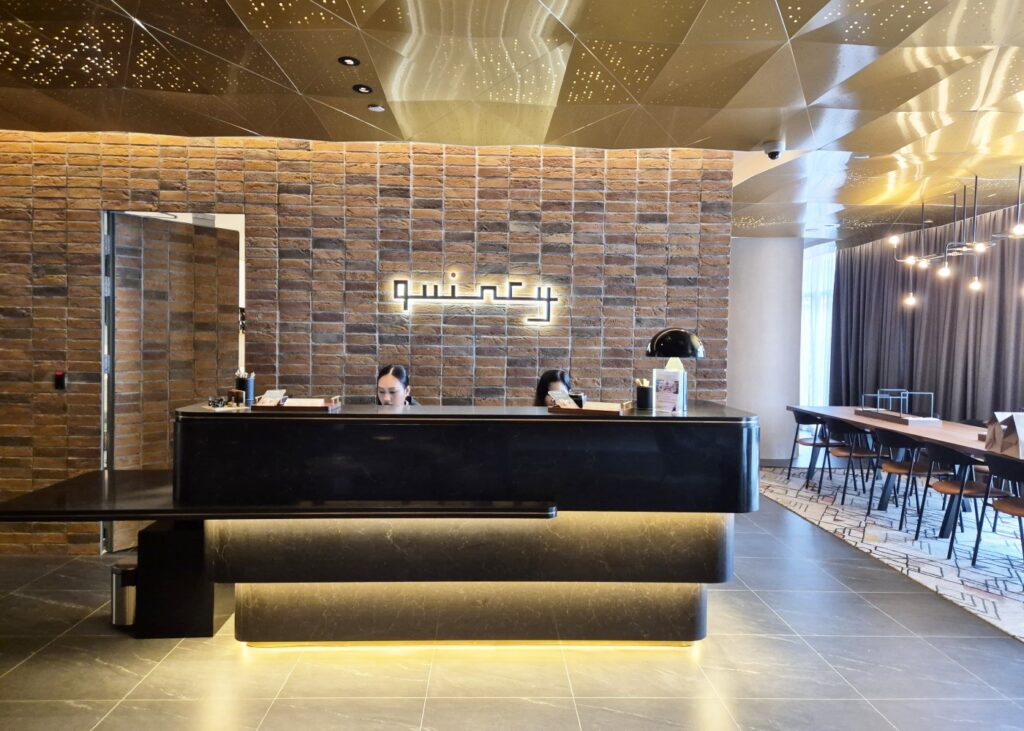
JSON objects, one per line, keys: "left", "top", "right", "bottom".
{"left": 787, "top": 425, "right": 799, "bottom": 480}
{"left": 972, "top": 491, "right": 990, "bottom": 566}
{"left": 841, "top": 459, "right": 855, "bottom": 506}
{"left": 915, "top": 484, "right": 930, "bottom": 540}
{"left": 817, "top": 450, "right": 829, "bottom": 494}
{"left": 898, "top": 476, "right": 912, "bottom": 531}
{"left": 947, "top": 471, "right": 969, "bottom": 560}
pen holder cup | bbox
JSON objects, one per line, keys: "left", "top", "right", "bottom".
{"left": 235, "top": 376, "right": 255, "bottom": 406}
{"left": 635, "top": 386, "right": 653, "bottom": 411}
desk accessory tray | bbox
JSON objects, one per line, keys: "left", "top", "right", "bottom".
{"left": 548, "top": 400, "right": 633, "bottom": 417}
{"left": 252, "top": 396, "right": 342, "bottom": 413}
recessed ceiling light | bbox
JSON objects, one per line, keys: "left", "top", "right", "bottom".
{"left": 367, "top": 104, "right": 385, "bottom": 113}
{"left": 353, "top": 84, "right": 373, "bottom": 94}
{"left": 923, "top": 219, "right": 934, "bottom": 224}
{"left": 338, "top": 56, "right": 360, "bottom": 66}
{"left": 851, "top": 154, "right": 870, "bottom": 159}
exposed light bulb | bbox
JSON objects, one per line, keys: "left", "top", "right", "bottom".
{"left": 969, "top": 276, "right": 982, "bottom": 292}
{"left": 887, "top": 235, "right": 900, "bottom": 246}
{"left": 1012, "top": 223, "right": 1024, "bottom": 237}
{"left": 917, "top": 259, "right": 930, "bottom": 269}
{"left": 905, "top": 255, "right": 917, "bottom": 265}
{"left": 903, "top": 292, "right": 916, "bottom": 306}
{"left": 973, "top": 242, "right": 987, "bottom": 252}
{"left": 937, "top": 263, "right": 951, "bottom": 278}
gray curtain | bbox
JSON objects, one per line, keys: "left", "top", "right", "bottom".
{"left": 830, "top": 207, "right": 1024, "bottom": 422}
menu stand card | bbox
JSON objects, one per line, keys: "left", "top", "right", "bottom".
{"left": 985, "top": 412, "right": 1024, "bottom": 458}
{"left": 653, "top": 368, "right": 685, "bottom": 414}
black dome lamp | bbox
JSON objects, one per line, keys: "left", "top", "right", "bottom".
{"left": 645, "top": 328, "right": 705, "bottom": 370}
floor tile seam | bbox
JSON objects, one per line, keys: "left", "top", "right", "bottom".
{"left": 554, "top": 634, "right": 583, "bottom": 730}
{"left": 741, "top": 576, "right": 898, "bottom": 730}
{"left": 844, "top": 694, "right": 1011, "bottom": 701}
{"left": 6, "top": 589, "right": 111, "bottom": 596}
{"left": 847, "top": 590, "right": 943, "bottom": 594}
{"left": 569, "top": 694, "right": 734, "bottom": 700}
{"left": 253, "top": 644, "right": 306, "bottom": 730}
{"left": 917, "top": 634, "right": 1016, "bottom": 702}
{"left": 0, "top": 593, "right": 116, "bottom": 680}
{"left": 423, "top": 693, "right": 576, "bottom": 699}
{"left": 417, "top": 653, "right": 435, "bottom": 731}
{"left": 16, "top": 694, "right": 980, "bottom": 702}
{"left": 9, "top": 557, "right": 79, "bottom": 594}
{"left": 855, "top": 579, "right": 1019, "bottom": 698}
{"left": 415, "top": 608, "right": 444, "bottom": 729}
{"left": 692, "top": 648, "right": 741, "bottom": 729}
{"left": 392, "top": 694, "right": 581, "bottom": 700}
{"left": 718, "top": 632, "right": 912, "bottom": 638}
{"left": 88, "top": 637, "right": 185, "bottom": 731}
{"left": 751, "top": 588, "right": 875, "bottom": 594}
{"left": 689, "top": 579, "right": 744, "bottom": 728}
{"left": 763, "top": 488, "right": 1021, "bottom": 702}
{"left": 0, "top": 696, "right": 126, "bottom": 702}
{"left": 99, "top": 695, "right": 285, "bottom": 701}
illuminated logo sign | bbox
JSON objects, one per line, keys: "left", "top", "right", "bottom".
{"left": 392, "top": 273, "right": 558, "bottom": 324}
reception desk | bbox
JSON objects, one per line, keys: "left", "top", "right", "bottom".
{"left": 178, "top": 403, "right": 758, "bottom": 644}
{"left": 0, "top": 402, "right": 758, "bottom": 643}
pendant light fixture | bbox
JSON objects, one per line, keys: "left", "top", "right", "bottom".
{"left": 893, "top": 169, "right": 1020, "bottom": 306}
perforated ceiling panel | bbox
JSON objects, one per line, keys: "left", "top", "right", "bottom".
{"left": 1, "top": 0, "right": 1022, "bottom": 243}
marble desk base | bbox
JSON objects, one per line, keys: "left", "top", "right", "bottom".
{"left": 236, "top": 581, "right": 706, "bottom": 643}
{"left": 206, "top": 512, "right": 731, "bottom": 643}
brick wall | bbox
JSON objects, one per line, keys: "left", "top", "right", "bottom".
{"left": 0, "top": 131, "right": 732, "bottom": 553}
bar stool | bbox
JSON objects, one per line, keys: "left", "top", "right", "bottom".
{"left": 823, "top": 418, "right": 875, "bottom": 504}
{"left": 868, "top": 429, "right": 929, "bottom": 524}
{"left": 972, "top": 454, "right": 1024, "bottom": 566}
{"left": 786, "top": 410, "right": 838, "bottom": 486}
{"left": 913, "top": 443, "right": 998, "bottom": 559}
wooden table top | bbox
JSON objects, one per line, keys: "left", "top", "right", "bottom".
{"left": 787, "top": 405, "right": 999, "bottom": 458}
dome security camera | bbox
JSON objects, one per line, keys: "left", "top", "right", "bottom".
{"left": 761, "top": 139, "right": 784, "bottom": 160}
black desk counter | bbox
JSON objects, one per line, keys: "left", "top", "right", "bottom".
{"left": 174, "top": 402, "right": 759, "bottom": 513}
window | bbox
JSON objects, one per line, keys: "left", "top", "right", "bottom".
{"left": 800, "top": 242, "right": 836, "bottom": 406}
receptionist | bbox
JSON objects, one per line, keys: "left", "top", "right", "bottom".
{"left": 533, "top": 369, "right": 573, "bottom": 407}
{"left": 376, "top": 364, "right": 419, "bottom": 406}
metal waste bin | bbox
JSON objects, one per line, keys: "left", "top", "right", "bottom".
{"left": 110, "top": 563, "right": 137, "bottom": 627}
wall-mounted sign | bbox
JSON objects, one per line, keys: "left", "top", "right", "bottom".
{"left": 392, "top": 273, "right": 558, "bottom": 323}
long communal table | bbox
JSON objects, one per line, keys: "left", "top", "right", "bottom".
{"left": 787, "top": 406, "right": 991, "bottom": 456}
{"left": 787, "top": 405, "right": 1009, "bottom": 539}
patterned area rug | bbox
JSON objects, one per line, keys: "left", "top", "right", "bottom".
{"left": 760, "top": 466, "right": 1024, "bottom": 641}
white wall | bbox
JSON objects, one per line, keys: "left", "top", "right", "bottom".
{"left": 727, "top": 237, "right": 803, "bottom": 462}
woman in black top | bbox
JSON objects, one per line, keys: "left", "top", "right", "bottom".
{"left": 376, "top": 364, "right": 419, "bottom": 406}
{"left": 533, "top": 369, "right": 573, "bottom": 406}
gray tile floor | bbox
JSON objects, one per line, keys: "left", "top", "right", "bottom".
{"left": 1, "top": 498, "right": 1022, "bottom": 730}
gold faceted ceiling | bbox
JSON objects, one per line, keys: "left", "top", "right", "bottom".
{"left": 1, "top": 0, "right": 1023, "bottom": 244}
